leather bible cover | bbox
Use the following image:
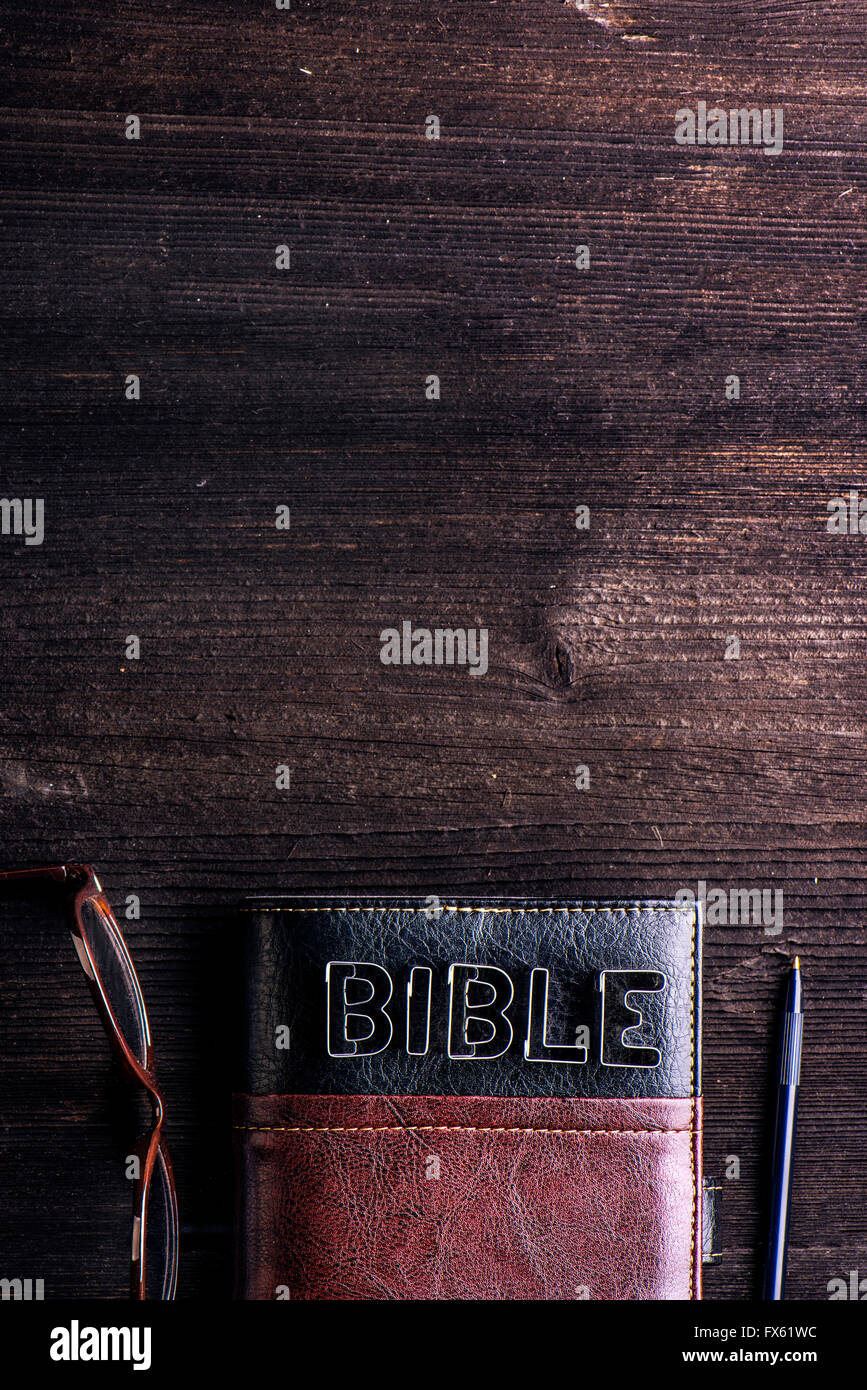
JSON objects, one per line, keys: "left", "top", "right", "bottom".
{"left": 233, "top": 898, "right": 702, "bottom": 1300}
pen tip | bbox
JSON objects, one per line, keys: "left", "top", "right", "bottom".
{"left": 793, "top": 956, "right": 801, "bottom": 970}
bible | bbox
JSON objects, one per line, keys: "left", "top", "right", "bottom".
{"left": 233, "top": 898, "right": 703, "bottom": 1300}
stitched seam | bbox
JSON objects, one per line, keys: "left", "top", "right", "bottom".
{"left": 240, "top": 905, "right": 658, "bottom": 914}
{"left": 689, "top": 908, "right": 696, "bottom": 1093}
{"left": 233, "top": 1124, "right": 695, "bottom": 1136}
{"left": 688, "top": 901, "right": 697, "bottom": 1298}
{"left": 691, "top": 1100, "right": 697, "bottom": 1295}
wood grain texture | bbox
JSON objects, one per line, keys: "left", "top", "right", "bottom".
{"left": 1, "top": 0, "right": 866, "bottom": 1299}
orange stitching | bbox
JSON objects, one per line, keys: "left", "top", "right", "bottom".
{"left": 688, "top": 905, "right": 698, "bottom": 1298}
{"left": 233, "top": 1124, "right": 695, "bottom": 1136}
{"left": 239, "top": 905, "right": 656, "bottom": 914}
{"left": 689, "top": 1098, "right": 696, "bottom": 1298}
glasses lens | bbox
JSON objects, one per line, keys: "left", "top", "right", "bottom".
{"left": 145, "top": 1146, "right": 178, "bottom": 1300}
{"left": 77, "top": 899, "right": 150, "bottom": 1067}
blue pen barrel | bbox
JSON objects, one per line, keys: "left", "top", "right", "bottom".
{"left": 762, "top": 962, "right": 803, "bottom": 1300}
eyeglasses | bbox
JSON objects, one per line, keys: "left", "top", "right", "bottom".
{"left": 0, "top": 864, "right": 178, "bottom": 1300}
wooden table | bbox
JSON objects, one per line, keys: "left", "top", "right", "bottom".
{"left": 1, "top": 0, "right": 865, "bottom": 1300}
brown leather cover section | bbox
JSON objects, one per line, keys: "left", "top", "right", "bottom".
{"left": 233, "top": 1092, "right": 703, "bottom": 1300}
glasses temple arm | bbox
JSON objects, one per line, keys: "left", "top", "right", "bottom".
{"left": 0, "top": 866, "right": 74, "bottom": 886}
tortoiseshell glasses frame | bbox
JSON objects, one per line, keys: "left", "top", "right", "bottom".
{"left": 0, "top": 863, "right": 178, "bottom": 1299}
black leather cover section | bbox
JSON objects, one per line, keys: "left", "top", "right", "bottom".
{"left": 240, "top": 898, "right": 700, "bottom": 1099}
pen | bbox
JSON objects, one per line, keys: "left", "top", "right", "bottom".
{"left": 762, "top": 956, "right": 803, "bottom": 1300}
